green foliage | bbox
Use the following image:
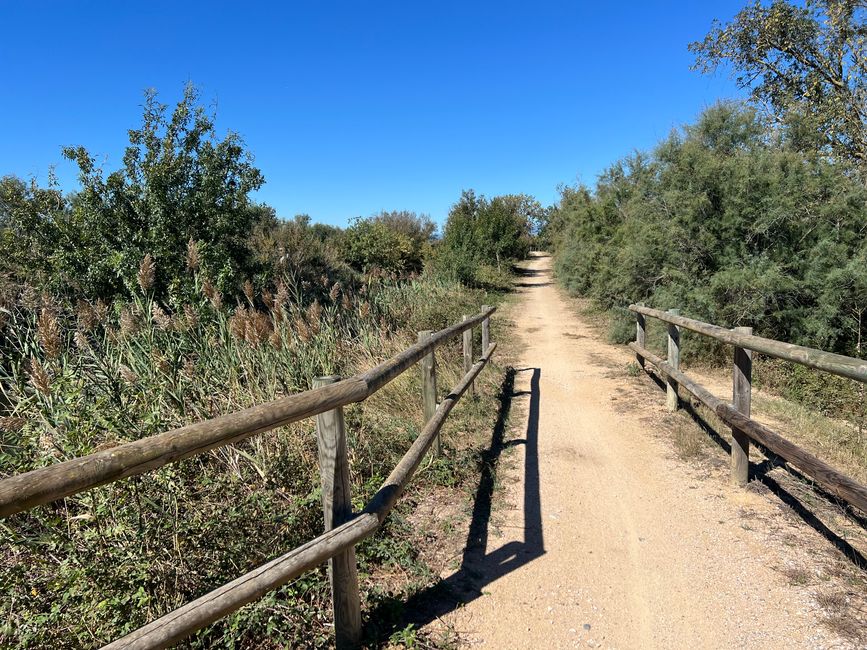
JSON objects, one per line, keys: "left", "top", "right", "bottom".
{"left": 433, "top": 190, "right": 535, "bottom": 285}
{"left": 551, "top": 102, "right": 867, "bottom": 358}
{"left": 1, "top": 85, "right": 265, "bottom": 303}
{"left": 250, "top": 213, "right": 354, "bottom": 299}
{"left": 342, "top": 216, "right": 424, "bottom": 275}
{"left": 0, "top": 83, "right": 517, "bottom": 650}
{"left": 340, "top": 210, "right": 436, "bottom": 275}
{"left": 0, "top": 174, "right": 67, "bottom": 285}
{"left": 690, "top": 0, "right": 867, "bottom": 173}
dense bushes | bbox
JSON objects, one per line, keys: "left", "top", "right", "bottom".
{"left": 433, "top": 190, "right": 537, "bottom": 287}
{"left": 1, "top": 85, "right": 265, "bottom": 304}
{"left": 342, "top": 211, "right": 435, "bottom": 274}
{"left": 549, "top": 103, "right": 867, "bottom": 358}
{"left": 0, "top": 86, "right": 529, "bottom": 648}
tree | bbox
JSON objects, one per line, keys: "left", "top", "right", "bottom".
{"left": 690, "top": 0, "right": 867, "bottom": 173}
{"left": 342, "top": 217, "right": 420, "bottom": 274}
{"left": 369, "top": 210, "right": 437, "bottom": 242}
{"left": 435, "top": 190, "right": 534, "bottom": 284}
{"left": 59, "top": 84, "right": 265, "bottom": 301}
{"left": 549, "top": 102, "right": 867, "bottom": 355}
{"left": 0, "top": 174, "right": 67, "bottom": 285}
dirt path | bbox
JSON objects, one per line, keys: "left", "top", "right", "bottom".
{"left": 441, "top": 253, "right": 849, "bottom": 649}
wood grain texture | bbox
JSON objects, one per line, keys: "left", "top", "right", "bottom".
{"left": 418, "top": 330, "right": 439, "bottom": 457}
{"left": 314, "top": 376, "right": 362, "bottom": 649}
{"left": 731, "top": 327, "right": 752, "bottom": 487}
{"left": 666, "top": 309, "right": 681, "bottom": 412}
{"left": 463, "top": 315, "right": 474, "bottom": 396}
{"left": 629, "top": 342, "right": 867, "bottom": 514}
{"left": 629, "top": 304, "right": 867, "bottom": 383}
{"left": 635, "top": 302, "right": 646, "bottom": 369}
{"left": 481, "top": 305, "right": 491, "bottom": 356}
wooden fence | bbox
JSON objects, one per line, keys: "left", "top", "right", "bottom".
{"left": 628, "top": 304, "right": 867, "bottom": 515}
{"left": 0, "top": 306, "right": 498, "bottom": 649}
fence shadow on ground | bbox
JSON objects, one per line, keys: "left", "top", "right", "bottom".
{"left": 644, "top": 369, "right": 867, "bottom": 569}
{"left": 364, "top": 366, "right": 545, "bottom": 643}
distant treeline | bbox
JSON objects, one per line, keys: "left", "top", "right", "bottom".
{"left": 545, "top": 102, "right": 867, "bottom": 357}
{"left": 0, "top": 85, "right": 539, "bottom": 312}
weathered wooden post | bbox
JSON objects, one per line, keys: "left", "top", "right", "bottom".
{"left": 418, "top": 330, "right": 439, "bottom": 457}
{"left": 313, "top": 376, "right": 362, "bottom": 649}
{"left": 666, "top": 309, "right": 681, "bottom": 412}
{"left": 463, "top": 315, "right": 474, "bottom": 396}
{"left": 481, "top": 305, "right": 491, "bottom": 355}
{"left": 635, "top": 302, "right": 646, "bottom": 369}
{"left": 731, "top": 327, "right": 753, "bottom": 486}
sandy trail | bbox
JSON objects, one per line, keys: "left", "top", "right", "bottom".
{"left": 442, "top": 253, "right": 840, "bottom": 649}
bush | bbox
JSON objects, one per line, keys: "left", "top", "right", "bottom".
{"left": 550, "top": 103, "right": 867, "bottom": 359}
{"left": 433, "top": 190, "right": 537, "bottom": 286}
{"left": 0, "top": 86, "right": 265, "bottom": 305}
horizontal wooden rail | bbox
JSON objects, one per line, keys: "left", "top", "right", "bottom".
{"left": 0, "top": 307, "right": 495, "bottom": 518}
{"left": 628, "top": 304, "right": 867, "bottom": 383}
{"left": 102, "top": 342, "right": 498, "bottom": 650}
{"left": 629, "top": 342, "right": 867, "bottom": 514}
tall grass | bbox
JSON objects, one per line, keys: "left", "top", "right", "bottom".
{"left": 0, "top": 256, "right": 500, "bottom": 648}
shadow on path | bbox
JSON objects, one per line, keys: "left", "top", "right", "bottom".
{"left": 365, "top": 366, "right": 545, "bottom": 641}
{"left": 645, "top": 369, "right": 867, "bottom": 570}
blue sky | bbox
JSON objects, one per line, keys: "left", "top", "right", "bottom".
{"left": 0, "top": 1, "right": 746, "bottom": 226}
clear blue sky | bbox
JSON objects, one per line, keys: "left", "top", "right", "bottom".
{"left": 1, "top": 1, "right": 746, "bottom": 227}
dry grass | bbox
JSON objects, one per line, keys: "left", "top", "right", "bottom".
{"left": 778, "top": 565, "right": 815, "bottom": 586}
{"left": 753, "top": 393, "right": 867, "bottom": 485}
{"left": 0, "top": 269, "right": 507, "bottom": 649}
{"left": 670, "top": 418, "right": 707, "bottom": 460}
{"left": 822, "top": 612, "right": 865, "bottom": 644}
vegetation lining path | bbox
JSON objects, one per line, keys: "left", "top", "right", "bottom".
{"left": 441, "top": 253, "right": 846, "bottom": 649}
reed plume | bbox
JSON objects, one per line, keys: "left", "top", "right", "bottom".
{"left": 28, "top": 357, "right": 51, "bottom": 396}
{"left": 138, "top": 254, "right": 155, "bottom": 293}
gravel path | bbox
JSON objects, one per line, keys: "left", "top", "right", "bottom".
{"left": 443, "top": 253, "right": 843, "bottom": 649}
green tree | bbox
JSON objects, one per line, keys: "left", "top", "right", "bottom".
{"left": 551, "top": 103, "right": 867, "bottom": 355}
{"left": 690, "top": 0, "right": 867, "bottom": 173}
{"left": 340, "top": 211, "right": 435, "bottom": 274}
{"left": 342, "top": 217, "right": 418, "bottom": 273}
{"left": 59, "top": 84, "right": 265, "bottom": 301}
{"left": 436, "top": 190, "right": 534, "bottom": 284}
{"left": 370, "top": 210, "right": 437, "bottom": 242}
{"left": 0, "top": 174, "right": 67, "bottom": 285}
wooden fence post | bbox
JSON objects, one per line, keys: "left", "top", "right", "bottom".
{"left": 731, "top": 327, "right": 753, "bottom": 486}
{"left": 463, "top": 315, "right": 474, "bottom": 396}
{"left": 481, "top": 305, "right": 491, "bottom": 355}
{"left": 635, "top": 302, "right": 646, "bottom": 368}
{"left": 666, "top": 309, "right": 681, "bottom": 412}
{"left": 418, "top": 330, "right": 439, "bottom": 457}
{"left": 314, "top": 376, "right": 362, "bottom": 649}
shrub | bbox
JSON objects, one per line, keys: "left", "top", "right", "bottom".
{"left": 550, "top": 103, "right": 867, "bottom": 359}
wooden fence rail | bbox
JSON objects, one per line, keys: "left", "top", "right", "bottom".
{"left": 1, "top": 307, "right": 498, "bottom": 649}
{"left": 627, "top": 304, "right": 867, "bottom": 515}
{"left": 0, "top": 307, "right": 495, "bottom": 517}
{"left": 629, "top": 304, "right": 867, "bottom": 383}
